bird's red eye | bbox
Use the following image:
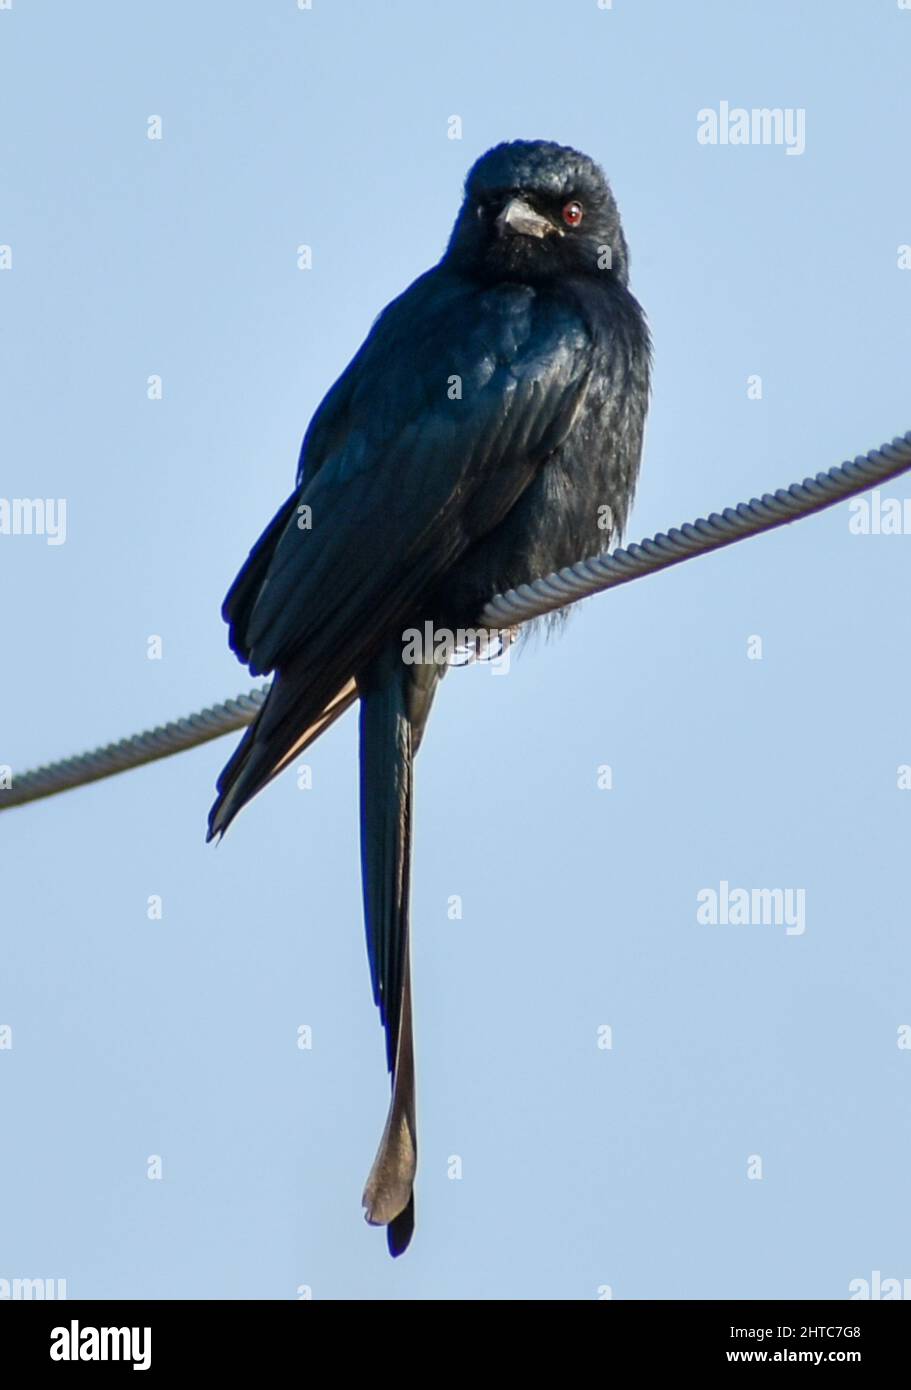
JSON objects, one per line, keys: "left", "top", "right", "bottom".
{"left": 562, "top": 200, "right": 584, "bottom": 227}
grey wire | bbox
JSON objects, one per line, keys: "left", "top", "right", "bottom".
{"left": 481, "top": 432, "right": 911, "bottom": 626}
{"left": 1, "top": 689, "right": 270, "bottom": 811}
{"left": 3, "top": 431, "right": 910, "bottom": 813}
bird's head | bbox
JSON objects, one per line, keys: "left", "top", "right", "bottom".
{"left": 446, "top": 140, "right": 630, "bottom": 287}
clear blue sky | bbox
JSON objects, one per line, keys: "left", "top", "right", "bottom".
{"left": 2, "top": 0, "right": 910, "bottom": 1299}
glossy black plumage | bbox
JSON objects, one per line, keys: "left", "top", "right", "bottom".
{"left": 208, "top": 140, "right": 650, "bottom": 1254}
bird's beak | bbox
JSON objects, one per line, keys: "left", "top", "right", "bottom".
{"left": 496, "top": 197, "right": 559, "bottom": 239}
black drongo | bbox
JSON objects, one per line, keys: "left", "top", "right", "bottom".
{"left": 208, "top": 140, "right": 650, "bottom": 1255}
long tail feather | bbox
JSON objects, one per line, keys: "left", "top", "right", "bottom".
{"left": 358, "top": 647, "right": 442, "bottom": 1255}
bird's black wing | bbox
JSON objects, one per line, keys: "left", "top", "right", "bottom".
{"left": 243, "top": 272, "right": 593, "bottom": 672}
{"left": 208, "top": 271, "right": 595, "bottom": 839}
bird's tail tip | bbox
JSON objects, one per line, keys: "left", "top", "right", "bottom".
{"left": 363, "top": 1190, "right": 415, "bottom": 1257}
{"left": 386, "top": 1196, "right": 415, "bottom": 1257}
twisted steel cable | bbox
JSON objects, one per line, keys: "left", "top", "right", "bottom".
{"left": 481, "top": 432, "right": 911, "bottom": 626}
{"left": 1, "top": 689, "right": 270, "bottom": 811}
{"left": 3, "top": 431, "right": 910, "bottom": 813}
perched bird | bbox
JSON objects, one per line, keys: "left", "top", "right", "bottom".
{"left": 208, "top": 140, "right": 650, "bottom": 1255}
